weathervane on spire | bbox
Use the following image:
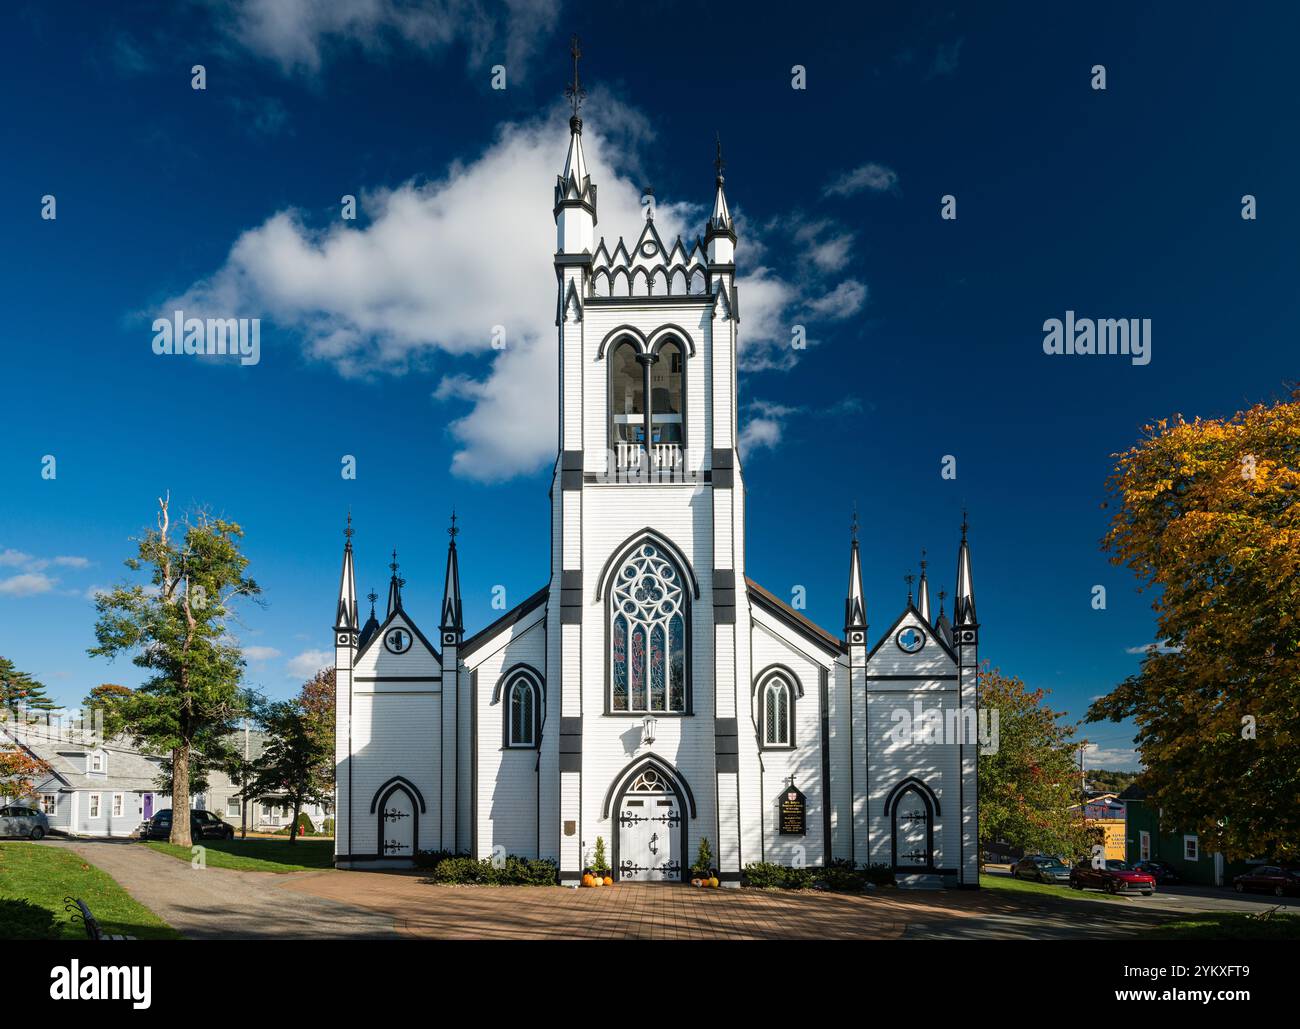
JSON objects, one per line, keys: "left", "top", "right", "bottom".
{"left": 390, "top": 549, "right": 399, "bottom": 575}
{"left": 850, "top": 503, "right": 859, "bottom": 543}
{"left": 344, "top": 509, "right": 354, "bottom": 540}
{"left": 714, "top": 132, "right": 725, "bottom": 183}
{"left": 448, "top": 510, "right": 459, "bottom": 540}
{"left": 920, "top": 548, "right": 927, "bottom": 573}
{"left": 367, "top": 588, "right": 378, "bottom": 607}
{"left": 904, "top": 570, "right": 915, "bottom": 602}
{"left": 564, "top": 35, "right": 586, "bottom": 119}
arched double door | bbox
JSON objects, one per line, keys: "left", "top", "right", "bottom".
{"left": 885, "top": 777, "right": 940, "bottom": 872}
{"left": 605, "top": 757, "right": 696, "bottom": 882}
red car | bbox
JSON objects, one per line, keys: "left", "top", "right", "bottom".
{"left": 1069, "top": 859, "right": 1156, "bottom": 896}
{"left": 1233, "top": 866, "right": 1300, "bottom": 897}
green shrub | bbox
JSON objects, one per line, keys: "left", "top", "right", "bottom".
{"left": 692, "top": 836, "right": 714, "bottom": 876}
{"left": 818, "top": 858, "right": 865, "bottom": 892}
{"left": 743, "top": 862, "right": 816, "bottom": 889}
{"left": 862, "top": 863, "right": 895, "bottom": 886}
{"left": 322, "top": 818, "right": 335, "bottom": 835}
{"left": 591, "top": 836, "right": 610, "bottom": 876}
{"left": 424, "top": 853, "right": 558, "bottom": 885}
{"left": 414, "top": 849, "right": 463, "bottom": 869}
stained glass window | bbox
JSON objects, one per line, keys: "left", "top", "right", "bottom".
{"left": 609, "top": 542, "right": 688, "bottom": 712}
{"left": 763, "top": 678, "right": 791, "bottom": 746}
{"left": 509, "top": 678, "right": 536, "bottom": 747}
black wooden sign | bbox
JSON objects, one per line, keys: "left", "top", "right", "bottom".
{"left": 779, "top": 785, "right": 807, "bottom": 836}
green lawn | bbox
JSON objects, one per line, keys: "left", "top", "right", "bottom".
{"left": 0, "top": 842, "right": 179, "bottom": 940}
{"left": 1141, "top": 911, "right": 1300, "bottom": 940}
{"left": 980, "top": 871, "right": 1123, "bottom": 902}
{"left": 145, "top": 836, "right": 334, "bottom": 872}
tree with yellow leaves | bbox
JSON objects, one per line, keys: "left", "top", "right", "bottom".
{"left": 1088, "top": 387, "right": 1300, "bottom": 862}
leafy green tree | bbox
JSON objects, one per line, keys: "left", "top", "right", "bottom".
{"left": 88, "top": 494, "right": 259, "bottom": 846}
{"left": 0, "top": 657, "right": 57, "bottom": 715}
{"left": 1089, "top": 389, "right": 1300, "bottom": 861}
{"left": 250, "top": 679, "right": 333, "bottom": 845}
{"left": 80, "top": 684, "right": 135, "bottom": 740}
{"left": 978, "top": 667, "right": 1095, "bottom": 861}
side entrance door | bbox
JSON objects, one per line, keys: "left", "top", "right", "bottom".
{"left": 379, "top": 787, "right": 416, "bottom": 858}
{"left": 894, "top": 790, "right": 932, "bottom": 869}
{"left": 618, "top": 794, "right": 681, "bottom": 881}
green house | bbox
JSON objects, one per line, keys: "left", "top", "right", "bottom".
{"left": 1120, "top": 785, "right": 1255, "bottom": 887}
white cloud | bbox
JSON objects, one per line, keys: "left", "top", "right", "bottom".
{"left": 1083, "top": 742, "right": 1139, "bottom": 770}
{"left": 739, "top": 400, "right": 799, "bottom": 456}
{"left": 825, "top": 162, "right": 899, "bottom": 197}
{"left": 0, "top": 573, "right": 57, "bottom": 597}
{"left": 1125, "top": 642, "right": 1182, "bottom": 655}
{"left": 0, "top": 549, "right": 33, "bottom": 567}
{"left": 165, "top": 98, "right": 866, "bottom": 479}
{"left": 50, "top": 556, "right": 91, "bottom": 569}
{"left": 286, "top": 649, "right": 333, "bottom": 679}
{"left": 244, "top": 645, "right": 283, "bottom": 662}
{"left": 206, "top": 0, "right": 559, "bottom": 78}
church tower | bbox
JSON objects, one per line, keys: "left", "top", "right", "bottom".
{"left": 332, "top": 514, "right": 358, "bottom": 859}
{"left": 546, "top": 37, "right": 750, "bottom": 883}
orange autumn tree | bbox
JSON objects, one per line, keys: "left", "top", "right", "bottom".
{"left": 1088, "top": 387, "right": 1300, "bottom": 861}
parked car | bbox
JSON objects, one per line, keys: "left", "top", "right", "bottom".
{"left": 1069, "top": 859, "right": 1156, "bottom": 896}
{"left": 1233, "top": 866, "right": 1300, "bottom": 897}
{"left": 1012, "top": 855, "right": 1072, "bottom": 884}
{"left": 141, "top": 808, "right": 234, "bottom": 842}
{"left": 1133, "top": 860, "right": 1181, "bottom": 885}
{"left": 0, "top": 804, "right": 50, "bottom": 840}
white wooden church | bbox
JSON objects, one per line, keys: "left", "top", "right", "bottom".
{"left": 331, "top": 58, "right": 981, "bottom": 887}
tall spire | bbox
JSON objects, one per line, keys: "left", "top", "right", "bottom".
{"left": 707, "top": 133, "right": 735, "bottom": 240}
{"left": 954, "top": 511, "right": 977, "bottom": 627}
{"left": 441, "top": 511, "right": 464, "bottom": 641}
{"left": 917, "top": 549, "right": 931, "bottom": 622}
{"left": 555, "top": 34, "right": 597, "bottom": 238}
{"left": 334, "top": 512, "right": 357, "bottom": 631}
{"left": 845, "top": 505, "right": 866, "bottom": 633}
{"left": 387, "top": 548, "right": 405, "bottom": 617}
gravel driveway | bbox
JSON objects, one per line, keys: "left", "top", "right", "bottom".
{"left": 39, "top": 837, "right": 398, "bottom": 940}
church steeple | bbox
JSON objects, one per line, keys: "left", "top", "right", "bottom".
{"left": 954, "top": 512, "right": 977, "bottom": 628}
{"left": 917, "top": 550, "right": 931, "bottom": 623}
{"left": 705, "top": 134, "right": 736, "bottom": 265}
{"left": 359, "top": 589, "right": 380, "bottom": 650}
{"left": 441, "top": 512, "right": 464, "bottom": 641}
{"left": 844, "top": 507, "right": 867, "bottom": 633}
{"left": 387, "top": 549, "right": 404, "bottom": 617}
{"left": 334, "top": 512, "right": 357, "bottom": 631}
{"left": 554, "top": 35, "right": 597, "bottom": 253}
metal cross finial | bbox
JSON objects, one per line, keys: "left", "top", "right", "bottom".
{"left": 904, "top": 570, "right": 915, "bottom": 601}
{"left": 920, "top": 547, "right": 927, "bottom": 573}
{"left": 367, "top": 589, "right": 378, "bottom": 607}
{"left": 448, "top": 510, "right": 459, "bottom": 540}
{"left": 564, "top": 35, "right": 586, "bottom": 118}
{"left": 961, "top": 507, "right": 969, "bottom": 539}
{"left": 850, "top": 503, "right": 859, "bottom": 543}
{"left": 344, "top": 509, "right": 354, "bottom": 540}
{"left": 714, "top": 133, "right": 725, "bottom": 182}
{"left": 390, "top": 549, "right": 399, "bottom": 576}
{"left": 939, "top": 588, "right": 947, "bottom": 603}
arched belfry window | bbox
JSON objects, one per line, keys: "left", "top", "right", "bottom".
{"left": 610, "top": 542, "right": 689, "bottom": 713}
{"left": 762, "top": 677, "right": 793, "bottom": 747}
{"left": 610, "top": 341, "right": 645, "bottom": 445}
{"left": 650, "top": 339, "right": 684, "bottom": 444}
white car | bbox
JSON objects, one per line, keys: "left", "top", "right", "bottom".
{"left": 0, "top": 804, "right": 51, "bottom": 840}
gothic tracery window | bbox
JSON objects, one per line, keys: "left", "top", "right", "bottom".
{"left": 610, "top": 543, "right": 688, "bottom": 713}
{"left": 506, "top": 675, "right": 538, "bottom": 748}
{"left": 761, "top": 676, "right": 793, "bottom": 747}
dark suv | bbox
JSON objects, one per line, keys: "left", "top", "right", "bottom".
{"left": 141, "top": 808, "right": 234, "bottom": 841}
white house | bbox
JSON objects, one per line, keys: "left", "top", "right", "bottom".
{"left": 332, "top": 70, "right": 981, "bottom": 887}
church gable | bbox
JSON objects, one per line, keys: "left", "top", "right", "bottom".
{"left": 354, "top": 609, "right": 441, "bottom": 679}
{"left": 866, "top": 606, "right": 957, "bottom": 680}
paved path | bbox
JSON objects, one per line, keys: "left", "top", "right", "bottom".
{"left": 40, "top": 838, "right": 397, "bottom": 940}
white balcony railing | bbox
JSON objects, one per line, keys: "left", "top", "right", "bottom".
{"left": 612, "top": 442, "right": 683, "bottom": 482}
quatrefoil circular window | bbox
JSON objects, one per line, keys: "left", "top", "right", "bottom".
{"left": 895, "top": 627, "right": 926, "bottom": 654}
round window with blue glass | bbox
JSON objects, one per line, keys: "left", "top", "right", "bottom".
{"left": 895, "top": 627, "right": 926, "bottom": 654}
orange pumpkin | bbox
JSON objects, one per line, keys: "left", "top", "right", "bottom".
{"left": 603, "top": 876, "right": 614, "bottom": 886}
{"left": 582, "top": 873, "right": 594, "bottom": 887}
{"left": 709, "top": 877, "right": 720, "bottom": 888}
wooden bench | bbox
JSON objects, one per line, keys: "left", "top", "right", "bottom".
{"left": 64, "top": 897, "right": 136, "bottom": 941}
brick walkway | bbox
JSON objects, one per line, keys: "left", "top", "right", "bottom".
{"left": 281, "top": 870, "right": 969, "bottom": 939}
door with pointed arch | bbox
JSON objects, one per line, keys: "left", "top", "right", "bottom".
{"left": 617, "top": 769, "right": 682, "bottom": 881}
{"left": 894, "top": 787, "right": 932, "bottom": 870}
{"left": 378, "top": 784, "right": 417, "bottom": 859}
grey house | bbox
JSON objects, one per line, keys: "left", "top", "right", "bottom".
{"left": 0, "top": 720, "right": 166, "bottom": 837}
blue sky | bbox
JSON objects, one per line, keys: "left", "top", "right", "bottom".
{"left": 3, "top": 2, "right": 1296, "bottom": 769}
